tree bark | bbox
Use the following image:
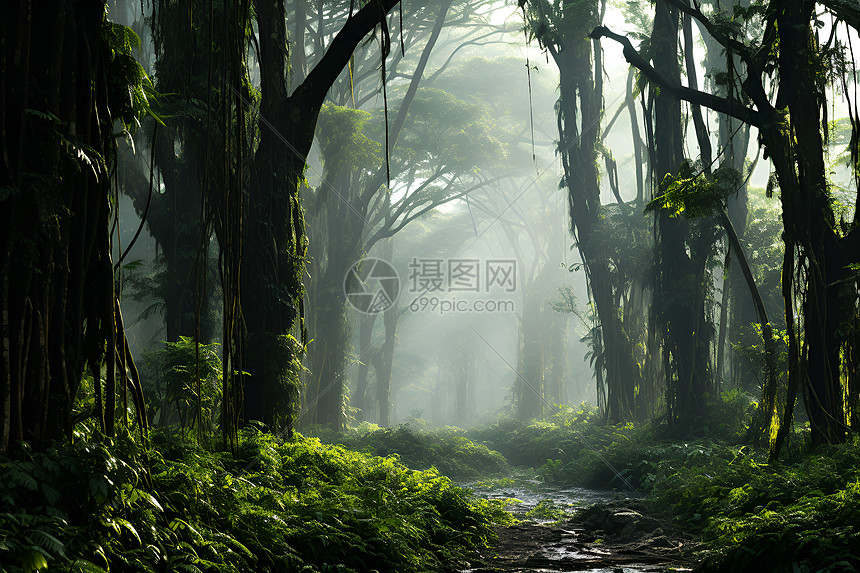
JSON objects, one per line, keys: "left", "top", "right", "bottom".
{"left": 652, "top": 0, "right": 711, "bottom": 434}
{"left": 529, "top": 0, "right": 645, "bottom": 423}
{"left": 1, "top": 0, "right": 148, "bottom": 451}
{"left": 241, "top": 0, "right": 402, "bottom": 431}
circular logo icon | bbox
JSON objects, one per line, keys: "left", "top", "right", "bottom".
{"left": 344, "top": 258, "right": 400, "bottom": 314}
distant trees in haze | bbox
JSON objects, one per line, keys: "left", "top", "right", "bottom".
{"left": 301, "top": 0, "right": 516, "bottom": 430}
{"left": 6, "top": 0, "right": 860, "bottom": 458}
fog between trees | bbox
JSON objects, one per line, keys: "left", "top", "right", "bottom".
{"left": 3, "top": 0, "right": 859, "bottom": 455}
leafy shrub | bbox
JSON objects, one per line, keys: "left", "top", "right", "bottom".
{"left": 466, "top": 404, "right": 606, "bottom": 469}
{"left": 697, "top": 482, "right": 860, "bottom": 573}
{"left": 644, "top": 437, "right": 860, "bottom": 571}
{"left": 0, "top": 428, "right": 169, "bottom": 572}
{"left": 312, "top": 424, "right": 509, "bottom": 480}
{"left": 141, "top": 336, "right": 223, "bottom": 438}
{"left": 465, "top": 397, "right": 756, "bottom": 493}
{"left": 0, "top": 426, "right": 510, "bottom": 572}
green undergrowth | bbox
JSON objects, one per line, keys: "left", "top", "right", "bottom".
{"left": 0, "top": 426, "right": 512, "bottom": 572}
{"left": 652, "top": 439, "right": 860, "bottom": 572}
{"left": 466, "top": 399, "right": 860, "bottom": 571}
{"left": 311, "top": 423, "right": 509, "bottom": 481}
{"left": 466, "top": 395, "right": 755, "bottom": 491}
{"left": 467, "top": 404, "right": 662, "bottom": 491}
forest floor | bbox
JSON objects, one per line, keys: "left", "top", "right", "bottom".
{"left": 314, "top": 414, "right": 860, "bottom": 572}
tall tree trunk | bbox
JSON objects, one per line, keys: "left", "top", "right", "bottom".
{"left": 371, "top": 304, "right": 397, "bottom": 427}
{"left": 697, "top": 0, "right": 753, "bottom": 388}
{"left": 242, "top": 0, "right": 301, "bottom": 428}
{"left": 775, "top": 0, "right": 848, "bottom": 445}
{"left": 148, "top": 0, "right": 220, "bottom": 344}
{"left": 241, "top": 0, "right": 403, "bottom": 431}
{"left": 375, "top": 239, "right": 397, "bottom": 427}
{"left": 517, "top": 292, "right": 544, "bottom": 421}
{"left": 626, "top": 69, "right": 647, "bottom": 204}
{"left": 1, "top": 0, "right": 148, "bottom": 451}
{"left": 529, "top": 0, "right": 645, "bottom": 423}
{"left": 453, "top": 334, "right": 473, "bottom": 427}
{"left": 355, "top": 312, "right": 378, "bottom": 419}
{"left": 544, "top": 313, "right": 568, "bottom": 406}
{"left": 652, "top": 0, "right": 711, "bottom": 434}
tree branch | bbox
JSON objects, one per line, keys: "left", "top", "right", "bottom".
{"left": 424, "top": 30, "right": 510, "bottom": 85}
{"left": 589, "top": 25, "right": 768, "bottom": 128}
{"left": 663, "top": 0, "right": 773, "bottom": 111}
{"left": 365, "top": 175, "right": 504, "bottom": 249}
{"left": 820, "top": 0, "right": 860, "bottom": 31}
{"left": 294, "top": 0, "right": 401, "bottom": 122}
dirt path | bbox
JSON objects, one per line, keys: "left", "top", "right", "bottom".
{"left": 458, "top": 500, "right": 696, "bottom": 573}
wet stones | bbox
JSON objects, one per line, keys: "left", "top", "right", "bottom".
{"left": 579, "top": 506, "right": 662, "bottom": 541}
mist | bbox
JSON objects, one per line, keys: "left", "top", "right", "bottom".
{"left": 5, "top": 0, "right": 860, "bottom": 570}
{"left": 103, "top": 0, "right": 859, "bottom": 442}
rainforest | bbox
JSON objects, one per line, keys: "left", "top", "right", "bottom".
{"left": 2, "top": 0, "right": 860, "bottom": 571}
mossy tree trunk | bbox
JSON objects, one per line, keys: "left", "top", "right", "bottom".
{"left": 1, "top": 0, "right": 148, "bottom": 452}
{"left": 770, "top": 0, "right": 857, "bottom": 446}
{"left": 145, "top": 0, "right": 226, "bottom": 343}
{"left": 651, "top": 0, "right": 714, "bottom": 434}
{"left": 239, "top": 0, "right": 403, "bottom": 430}
{"left": 528, "top": 0, "right": 645, "bottom": 423}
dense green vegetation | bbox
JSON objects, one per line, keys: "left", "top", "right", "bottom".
{"left": 492, "top": 404, "right": 860, "bottom": 571}
{"left": 9, "top": 393, "right": 851, "bottom": 573}
{"left": 307, "top": 401, "right": 860, "bottom": 572}
{"left": 657, "top": 440, "right": 860, "bottom": 571}
{"left": 0, "top": 427, "right": 510, "bottom": 572}
{"left": 503, "top": 407, "right": 860, "bottom": 571}
{"left": 310, "top": 423, "right": 509, "bottom": 480}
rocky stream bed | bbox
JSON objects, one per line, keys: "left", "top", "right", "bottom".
{"left": 456, "top": 480, "right": 696, "bottom": 573}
